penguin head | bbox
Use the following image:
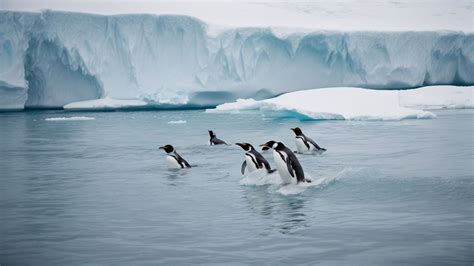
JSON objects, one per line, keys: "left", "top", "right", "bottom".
{"left": 235, "top": 143, "right": 254, "bottom": 152}
{"left": 291, "top": 127, "right": 303, "bottom": 136}
{"left": 260, "top": 140, "right": 280, "bottom": 150}
{"left": 159, "top": 144, "right": 174, "bottom": 153}
{"left": 208, "top": 130, "right": 215, "bottom": 138}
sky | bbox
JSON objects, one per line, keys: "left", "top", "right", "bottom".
{"left": 1, "top": 0, "right": 473, "bottom": 31}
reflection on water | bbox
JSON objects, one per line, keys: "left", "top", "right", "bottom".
{"left": 242, "top": 185, "right": 311, "bottom": 234}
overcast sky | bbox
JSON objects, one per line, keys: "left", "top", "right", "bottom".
{"left": 1, "top": 0, "right": 472, "bottom": 31}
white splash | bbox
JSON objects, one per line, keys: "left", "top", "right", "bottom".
{"left": 275, "top": 175, "right": 335, "bottom": 196}
{"left": 239, "top": 169, "right": 282, "bottom": 186}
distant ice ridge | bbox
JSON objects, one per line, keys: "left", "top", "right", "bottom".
{"left": 209, "top": 86, "right": 474, "bottom": 121}
{"left": 0, "top": 11, "right": 473, "bottom": 110}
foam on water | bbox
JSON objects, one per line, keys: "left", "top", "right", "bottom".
{"left": 239, "top": 169, "right": 282, "bottom": 186}
{"left": 240, "top": 169, "right": 337, "bottom": 196}
{"left": 167, "top": 120, "right": 187, "bottom": 124}
{"left": 276, "top": 172, "right": 341, "bottom": 195}
{"left": 45, "top": 116, "right": 95, "bottom": 121}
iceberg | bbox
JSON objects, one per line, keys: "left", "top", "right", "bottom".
{"left": 209, "top": 86, "right": 474, "bottom": 121}
{"left": 0, "top": 11, "right": 473, "bottom": 110}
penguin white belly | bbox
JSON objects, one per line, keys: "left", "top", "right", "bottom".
{"left": 272, "top": 150, "right": 294, "bottom": 184}
{"left": 295, "top": 138, "right": 310, "bottom": 153}
{"left": 166, "top": 155, "right": 182, "bottom": 169}
{"left": 245, "top": 154, "right": 259, "bottom": 173}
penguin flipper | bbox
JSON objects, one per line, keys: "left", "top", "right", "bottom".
{"left": 307, "top": 136, "right": 323, "bottom": 150}
{"left": 175, "top": 153, "right": 191, "bottom": 168}
{"left": 183, "top": 160, "right": 191, "bottom": 168}
{"left": 241, "top": 160, "right": 247, "bottom": 175}
{"left": 255, "top": 152, "right": 273, "bottom": 173}
{"left": 285, "top": 157, "right": 295, "bottom": 178}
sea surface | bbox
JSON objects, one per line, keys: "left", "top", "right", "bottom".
{"left": 1, "top": 109, "right": 473, "bottom": 265}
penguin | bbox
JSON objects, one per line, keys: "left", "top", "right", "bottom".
{"left": 159, "top": 144, "right": 191, "bottom": 169}
{"left": 259, "top": 141, "right": 310, "bottom": 184}
{"left": 291, "top": 127, "right": 326, "bottom": 154}
{"left": 235, "top": 143, "right": 276, "bottom": 174}
{"left": 208, "top": 130, "right": 227, "bottom": 145}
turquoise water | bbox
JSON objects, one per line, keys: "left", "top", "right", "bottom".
{"left": 1, "top": 109, "right": 473, "bottom": 265}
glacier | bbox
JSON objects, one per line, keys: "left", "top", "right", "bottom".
{"left": 0, "top": 10, "right": 473, "bottom": 110}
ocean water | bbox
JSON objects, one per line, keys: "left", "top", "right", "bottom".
{"left": 1, "top": 109, "right": 473, "bottom": 265}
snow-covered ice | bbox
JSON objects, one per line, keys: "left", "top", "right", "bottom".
{"left": 63, "top": 98, "right": 147, "bottom": 111}
{"left": 399, "top": 86, "right": 474, "bottom": 110}
{"left": 209, "top": 86, "right": 474, "bottom": 121}
{"left": 4, "top": 1, "right": 472, "bottom": 32}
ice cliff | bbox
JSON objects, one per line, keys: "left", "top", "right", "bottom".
{"left": 0, "top": 11, "right": 473, "bottom": 110}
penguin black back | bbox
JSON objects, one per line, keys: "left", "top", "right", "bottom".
{"left": 260, "top": 140, "right": 308, "bottom": 183}
{"left": 236, "top": 143, "right": 275, "bottom": 174}
{"left": 208, "top": 130, "right": 227, "bottom": 145}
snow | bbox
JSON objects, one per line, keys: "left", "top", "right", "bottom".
{"left": 0, "top": 10, "right": 473, "bottom": 109}
{"left": 63, "top": 97, "right": 147, "bottom": 111}
{"left": 207, "top": 86, "right": 474, "bottom": 121}
{"left": 399, "top": 86, "right": 474, "bottom": 109}
{"left": 3, "top": 1, "right": 472, "bottom": 32}
{"left": 45, "top": 116, "right": 95, "bottom": 121}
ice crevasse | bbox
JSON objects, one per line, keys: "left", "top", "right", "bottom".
{"left": 0, "top": 11, "right": 473, "bottom": 110}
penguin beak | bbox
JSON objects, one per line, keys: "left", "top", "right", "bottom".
{"left": 159, "top": 146, "right": 164, "bottom": 150}
{"left": 235, "top": 143, "right": 242, "bottom": 147}
{"left": 259, "top": 143, "right": 268, "bottom": 148}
